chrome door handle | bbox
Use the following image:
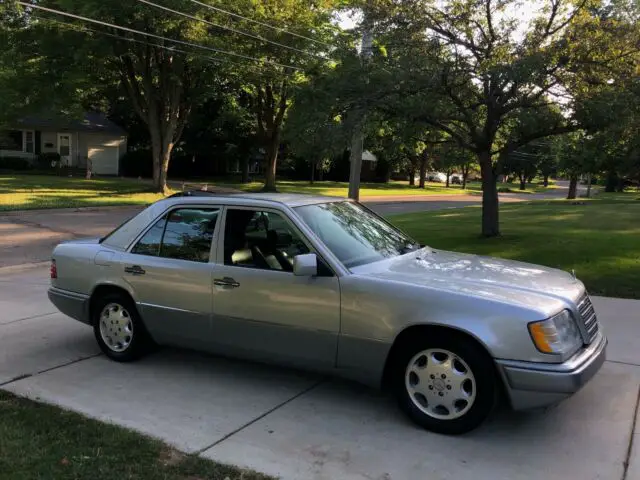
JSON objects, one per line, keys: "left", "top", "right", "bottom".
{"left": 124, "top": 265, "right": 146, "bottom": 275}
{"left": 214, "top": 277, "right": 240, "bottom": 288}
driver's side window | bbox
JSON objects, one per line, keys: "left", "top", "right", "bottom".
{"left": 223, "top": 209, "right": 309, "bottom": 271}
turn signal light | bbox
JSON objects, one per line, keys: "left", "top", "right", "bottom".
{"left": 50, "top": 259, "right": 57, "bottom": 279}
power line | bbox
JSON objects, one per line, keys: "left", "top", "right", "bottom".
{"left": 45, "top": 18, "right": 244, "bottom": 69}
{"left": 187, "top": 0, "right": 332, "bottom": 48}
{"left": 17, "top": 1, "right": 301, "bottom": 71}
{"left": 135, "top": 0, "right": 324, "bottom": 59}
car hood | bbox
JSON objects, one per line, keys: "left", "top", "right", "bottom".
{"left": 350, "top": 248, "right": 584, "bottom": 315}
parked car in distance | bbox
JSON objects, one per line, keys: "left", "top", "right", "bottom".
{"left": 48, "top": 192, "right": 606, "bottom": 434}
{"left": 450, "top": 174, "right": 462, "bottom": 185}
{"left": 426, "top": 172, "right": 448, "bottom": 183}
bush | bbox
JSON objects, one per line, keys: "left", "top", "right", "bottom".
{"left": 120, "top": 149, "right": 153, "bottom": 178}
{"left": 37, "top": 152, "right": 61, "bottom": 169}
{"left": 0, "top": 156, "right": 32, "bottom": 171}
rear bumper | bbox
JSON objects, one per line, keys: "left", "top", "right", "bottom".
{"left": 496, "top": 333, "right": 607, "bottom": 410}
{"left": 48, "top": 287, "right": 91, "bottom": 325}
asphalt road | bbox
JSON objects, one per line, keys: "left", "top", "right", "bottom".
{"left": 0, "top": 182, "right": 585, "bottom": 269}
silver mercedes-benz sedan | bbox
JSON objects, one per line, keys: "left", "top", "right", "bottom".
{"left": 48, "top": 192, "right": 606, "bottom": 434}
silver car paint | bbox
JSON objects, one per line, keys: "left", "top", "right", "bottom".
{"left": 49, "top": 194, "right": 605, "bottom": 408}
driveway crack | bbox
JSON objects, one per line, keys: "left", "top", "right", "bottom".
{"left": 0, "top": 352, "right": 102, "bottom": 388}
{"left": 622, "top": 384, "right": 640, "bottom": 480}
{"left": 195, "top": 378, "right": 326, "bottom": 456}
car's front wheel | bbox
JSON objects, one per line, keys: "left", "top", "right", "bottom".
{"left": 92, "top": 292, "right": 153, "bottom": 362}
{"left": 395, "top": 334, "right": 497, "bottom": 435}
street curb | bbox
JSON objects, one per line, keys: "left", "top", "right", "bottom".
{"left": 0, "top": 262, "right": 50, "bottom": 275}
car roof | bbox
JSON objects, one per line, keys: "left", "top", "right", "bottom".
{"left": 167, "top": 190, "right": 346, "bottom": 208}
{"left": 100, "top": 191, "right": 347, "bottom": 250}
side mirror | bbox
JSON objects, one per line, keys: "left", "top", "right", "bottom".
{"left": 293, "top": 253, "right": 318, "bottom": 277}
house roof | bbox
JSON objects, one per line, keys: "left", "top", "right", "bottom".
{"left": 17, "top": 112, "right": 127, "bottom": 136}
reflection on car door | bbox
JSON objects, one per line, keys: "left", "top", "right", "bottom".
{"left": 210, "top": 207, "right": 341, "bottom": 370}
{"left": 120, "top": 206, "right": 220, "bottom": 348}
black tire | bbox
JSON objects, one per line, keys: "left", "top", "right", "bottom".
{"left": 394, "top": 333, "right": 497, "bottom": 435}
{"left": 92, "top": 292, "right": 153, "bottom": 362}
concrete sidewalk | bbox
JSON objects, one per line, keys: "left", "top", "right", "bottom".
{"left": 1, "top": 266, "right": 639, "bottom": 480}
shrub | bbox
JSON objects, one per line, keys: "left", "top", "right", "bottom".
{"left": 120, "top": 149, "right": 153, "bottom": 178}
{"left": 37, "top": 152, "right": 61, "bottom": 168}
{"left": 0, "top": 156, "right": 32, "bottom": 171}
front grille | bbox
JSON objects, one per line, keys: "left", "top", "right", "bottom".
{"left": 577, "top": 294, "right": 599, "bottom": 343}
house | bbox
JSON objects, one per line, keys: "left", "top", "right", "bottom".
{"left": 0, "top": 112, "right": 127, "bottom": 175}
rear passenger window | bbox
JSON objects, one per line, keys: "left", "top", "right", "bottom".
{"left": 161, "top": 208, "right": 219, "bottom": 262}
{"left": 131, "top": 217, "right": 166, "bottom": 257}
{"left": 131, "top": 208, "right": 219, "bottom": 263}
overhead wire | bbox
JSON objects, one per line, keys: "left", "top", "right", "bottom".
{"left": 44, "top": 18, "right": 233, "bottom": 67}
{"left": 16, "top": 1, "right": 302, "bottom": 70}
{"left": 186, "top": 0, "right": 333, "bottom": 48}
{"left": 134, "top": 0, "right": 325, "bottom": 59}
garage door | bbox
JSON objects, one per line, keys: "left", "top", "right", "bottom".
{"left": 88, "top": 146, "right": 119, "bottom": 175}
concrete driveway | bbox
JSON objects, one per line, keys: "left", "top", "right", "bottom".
{"left": 1, "top": 265, "right": 639, "bottom": 480}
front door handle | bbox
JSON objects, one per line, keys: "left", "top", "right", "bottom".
{"left": 124, "top": 265, "right": 146, "bottom": 275}
{"left": 213, "top": 277, "right": 240, "bottom": 288}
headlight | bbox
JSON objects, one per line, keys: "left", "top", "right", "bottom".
{"left": 528, "top": 310, "right": 582, "bottom": 356}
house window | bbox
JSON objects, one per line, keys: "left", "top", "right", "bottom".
{"left": 23, "top": 131, "right": 34, "bottom": 153}
{"left": 0, "top": 130, "right": 24, "bottom": 151}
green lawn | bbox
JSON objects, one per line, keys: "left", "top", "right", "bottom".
{"left": 0, "top": 175, "right": 166, "bottom": 211}
{"left": 389, "top": 198, "right": 640, "bottom": 299}
{"left": 0, "top": 175, "right": 559, "bottom": 211}
{"left": 0, "top": 391, "right": 271, "bottom": 480}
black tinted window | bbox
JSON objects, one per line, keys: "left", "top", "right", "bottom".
{"left": 131, "top": 217, "right": 165, "bottom": 257}
{"left": 160, "top": 208, "right": 219, "bottom": 262}
{"left": 131, "top": 208, "right": 219, "bottom": 262}
{"left": 224, "top": 209, "right": 309, "bottom": 271}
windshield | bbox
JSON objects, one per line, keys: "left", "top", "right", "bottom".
{"left": 294, "top": 201, "right": 420, "bottom": 268}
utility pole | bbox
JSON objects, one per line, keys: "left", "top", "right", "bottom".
{"left": 347, "top": 9, "right": 373, "bottom": 201}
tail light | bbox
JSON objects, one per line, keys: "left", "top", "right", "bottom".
{"left": 50, "top": 259, "right": 57, "bottom": 279}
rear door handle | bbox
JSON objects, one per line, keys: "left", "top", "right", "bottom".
{"left": 124, "top": 265, "right": 146, "bottom": 275}
{"left": 214, "top": 277, "right": 240, "bottom": 288}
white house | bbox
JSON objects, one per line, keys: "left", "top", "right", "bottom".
{"left": 0, "top": 112, "right": 127, "bottom": 175}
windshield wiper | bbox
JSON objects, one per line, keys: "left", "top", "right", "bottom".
{"left": 400, "top": 243, "right": 421, "bottom": 254}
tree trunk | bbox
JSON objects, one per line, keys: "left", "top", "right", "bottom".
{"left": 605, "top": 170, "right": 617, "bottom": 192}
{"left": 446, "top": 169, "right": 451, "bottom": 188}
{"left": 418, "top": 156, "right": 427, "bottom": 188}
{"left": 519, "top": 173, "right": 526, "bottom": 190}
{"left": 310, "top": 161, "right": 315, "bottom": 184}
{"left": 462, "top": 164, "right": 469, "bottom": 189}
{"left": 409, "top": 167, "right": 416, "bottom": 186}
{"left": 479, "top": 152, "right": 500, "bottom": 237}
{"left": 567, "top": 175, "right": 578, "bottom": 199}
{"left": 149, "top": 124, "right": 173, "bottom": 194}
{"left": 543, "top": 174, "right": 549, "bottom": 187}
{"left": 241, "top": 156, "right": 250, "bottom": 183}
{"left": 318, "top": 168, "right": 324, "bottom": 181}
{"left": 263, "top": 133, "right": 279, "bottom": 192}
{"left": 586, "top": 174, "right": 592, "bottom": 198}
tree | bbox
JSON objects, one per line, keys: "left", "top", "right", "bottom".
{"left": 364, "top": 0, "right": 637, "bottom": 236}
{"left": 232, "top": 0, "right": 339, "bottom": 191}
{"left": 5, "top": 0, "right": 230, "bottom": 193}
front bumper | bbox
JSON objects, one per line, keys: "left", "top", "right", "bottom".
{"left": 48, "top": 287, "right": 91, "bottom": 325}
{"left": 496, "top": 333, "right": 607, "bottom": 410}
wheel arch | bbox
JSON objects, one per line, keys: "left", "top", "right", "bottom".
{"left": 380, "top": 323, "right": 503, "bottom": 394}
{"left": 88, "top": 283, "right": 138, "bottom": 326}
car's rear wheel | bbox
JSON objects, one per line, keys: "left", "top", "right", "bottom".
{"left": 394, "top": 333, "right": 497, "bottom": 435}
{"left": 92, "top": 292, "right": 152, "bottom": 362}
